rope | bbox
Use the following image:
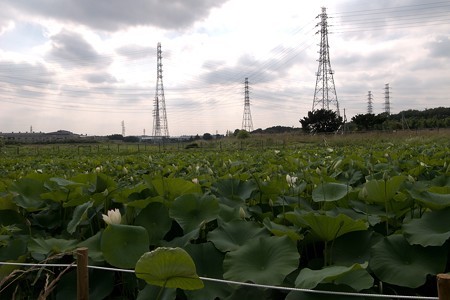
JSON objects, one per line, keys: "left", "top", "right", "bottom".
{"left": 0, "top": 261, "right": 439, "bottom": 299}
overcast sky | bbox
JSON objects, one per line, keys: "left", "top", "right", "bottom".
{"left": 0, "top": 0, "right": 449, "bottom": 136}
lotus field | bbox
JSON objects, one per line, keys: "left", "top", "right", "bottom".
{"left": 0, "top": 134, "right": 449, "bottom": 299}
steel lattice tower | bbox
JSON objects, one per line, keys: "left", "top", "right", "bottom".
{"left": 241, "top": 77, "right": 253, "bottom": 132}
{"left": 367, "top": 91, "right": 373, "bottom": 114}
{"left": 384, "top": 83, "right": 391, "bottom": 115}
{"left": 312, "top": 7, "right": 340, "bottom": 116}
{"left": 152, "top": 42, "right": 169, "bottom": 137}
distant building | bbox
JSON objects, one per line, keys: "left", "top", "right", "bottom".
{"left": 0, "top": 130, "right": 82, "bottom": 143}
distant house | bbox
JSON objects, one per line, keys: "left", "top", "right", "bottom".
{"left": 0, "top": 130, "right": 81, "bottom": 143}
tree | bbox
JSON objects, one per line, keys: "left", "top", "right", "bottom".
{"left": 236, "top": 130, "right": 250, "bottom": 139}
{"left": 202, "top": 133, "right": 213, "bottom": 140}
{"left": 351, "top": 113, "right": 386, "bottom": 131}
{"left": 299, "top": 109, "right": 343, "bottom": 133}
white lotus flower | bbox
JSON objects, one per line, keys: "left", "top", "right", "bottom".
{"left": 286, "top": 174, "right": 298, "bottom": 187}
{"left": 102, "top": 209, "right": 121, "bottom": 225}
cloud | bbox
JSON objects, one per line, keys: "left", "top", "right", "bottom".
{"left": 0, "top": 61, "right": 54, "bottom": 86}
{"left": 47, "top": 30, "right": 111, "bottom": 68}
{"left": 201, "top": 48, "right": 308, "bottom": 85}
{"left": 428, "top": 35, "right": 450, "bottom": 58}
{"left": 84, "top": 72, "right": 118, "bottom": 84}
{"left": 4, "top": 0, "right": 226, "bottom": 31}
{"left": 116, "top": 45, "right": 156, "bottom": 59}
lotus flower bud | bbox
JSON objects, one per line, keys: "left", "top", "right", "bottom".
{"left": 239, "top": 207, "right": 246, "bottom": 220}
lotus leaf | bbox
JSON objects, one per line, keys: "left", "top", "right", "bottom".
{"left": 363, "top": 175, "right": 406, "bottom": 204}
{"left": 408, "top": 190, "right": 450, "bottom": 210}
{"left": 209, "top": 219, "right": 268, "bottom": 252}
{"left": 101, "top": 224, "right": 149, "bottom": 269}
{"left": 184, "top": 242, "right": 230, "bottom": 300}
{"left": 28, "top": 237, "right": 78, "bottom": 257}
{"left": 11, "top": 177, "right": 47, "bottom": 211}
{"left": 263, "top": 218, "right": 303, "bottom": 242}
{"left": 135, "top": 202, "right": 172, "bottom": 244}
{"left": 332, "top": 230, "right": 382, "bottom": 266}
{"left": 295, "top": 263, "right": 372, "bottom": 291}
{"left": 312, "top": 182, "right": 349, "bottom": 202}
{"left": 211, "top": 178, "right": 257, "bottom": 207}
{"left": 67, "top": 201, "right": 93, "bottom": 234}
{"left": 223, "top": 235, "right": 299, "bottom": 285}
{"left": 369, "top": 234, "right": 447, "bottom": 288}
{"left": 135, "top": 247, "right": 204, "bottom": 290}
{"left": 78, "top": 231, "right": 103, "bottom": 262}
{"left": 169, "top": 193, "right": 219, "bottom": 233}
{"left": 151, "top": 177, "right": 202, "bottom": 201}
{"left": 302, "top": 213, "right": 368, "bottom": 242}
{"left": 403, "top": 207, "right": 450, "bottom": 246}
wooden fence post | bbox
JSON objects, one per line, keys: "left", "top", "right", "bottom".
{"left": 438, "top": 273, "right": 450, "bottom": 300}
{"left": 77, "top": 247, "right": 89, "bottom": 300}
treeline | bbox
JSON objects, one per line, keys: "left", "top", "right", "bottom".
{"left": 350, "top": 107, "right": 450, "bottom": 131}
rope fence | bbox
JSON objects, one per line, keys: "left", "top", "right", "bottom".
{"left": 1, "top": 253, "right": 446, "bottom": 300}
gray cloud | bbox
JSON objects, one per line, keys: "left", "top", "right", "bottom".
{"left": 84, "top": 72, "right": 118, "bottom": 84}
{"left": 47, "top": 30, "right": 111, "bottom": 68}
{"left": 4, "top": 0, "right": 226, "bottom": 31}
{"left": 0, "top": 61, "right": 54, "bottom": 86}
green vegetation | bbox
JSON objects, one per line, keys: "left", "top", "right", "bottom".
{"left": 0, "top": 132, "right": 449, "bottom": 299}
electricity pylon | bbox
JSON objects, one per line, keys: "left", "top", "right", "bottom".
{"left": 312, "top": 7, "right": 340, "bottom": 116}
{"left": 384, "top": 83, "right": 391, "bottom": 115}
{"left": 367, "top": 91, "right": 373, "bottom": 114}
{"left": 152, "top": 42, "right": 169, "bottom": 137}
{"left": 242, "top": 77, "right": 253, "bottom": 132}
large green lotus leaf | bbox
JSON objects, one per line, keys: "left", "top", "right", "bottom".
{"left": 67, "top": 201, "right": 93, "bottom": 234}
{"left": 369, "top": 234, "right": 447, "bottom": 288}
{"left": 363, "top": 175, "right": 406, "bottom": 204}
{"left": 312, "top": 182, "right": 349, "bottom": 202}
{"left": 151, "top": 177, "right": 202, "bottom": 201}
{"left": 403, "top": 207, "right": 450, "bottom": 246}
{"left": 408, "top": 190, "right": 450, "bottom": 210}
{"left": 332, "top": 230, "right": 382, "bottom": 266}
{"left": 11, "top": 177, "right": 47, "bottom": 211}
{"left": 295, "top": 263, "right": 372, "bottom": 291}
{"left": 135, "top": 202, "right": 172, "bottom": 244}
{"left": 169, "top": 193, "right": 219, "bottom": 233}
{"left": 211, "top": 178, "right": 257, "bottom": 207}
{"left": 302, "top": 213, "right": 368, "bottom": 242}
{"left": 135, "top": 247, "right": 204, "bottom": 290}
{"left": 209, "top": 219, "right": 268, "bottom": 252}
{"left": 101, "top": 224, "right": 149, "bottom": 269}
{"left": 184, "top": 242, "right": 231, "bottom": 300}
{"left": 223, "top": 236, "right": 299, "bottom": 285}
